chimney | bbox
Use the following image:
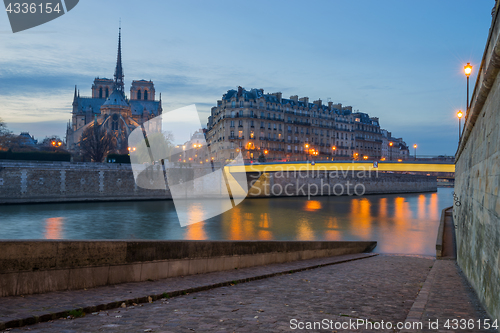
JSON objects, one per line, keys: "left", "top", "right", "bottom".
{"left": 328, "top": 101, "right": 333, "bottom": 110}
{"left": 313, "top": 99, "right": 322, "bottom": 107}
{"left": 290, "top": 95, "right": 298, "bottom": 102}
{"left": 272, "top": 92, "right": 282, "bottom": 102}
{"left": 299, "top": 97, "right": 309, "bottom": 104}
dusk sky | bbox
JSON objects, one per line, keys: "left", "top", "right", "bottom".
{"left": 0, "top": 0, "right": 494, "bottom": 156}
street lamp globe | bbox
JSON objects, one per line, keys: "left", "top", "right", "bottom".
{"left": 464, "top": 63, "right": 472, "bottom": 77}
{"left": 457, "top": 110, "right": 463, "bottom": 119}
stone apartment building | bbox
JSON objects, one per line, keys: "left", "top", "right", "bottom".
{"left": 206, "top": 87, "right": 406, "bottom": 162}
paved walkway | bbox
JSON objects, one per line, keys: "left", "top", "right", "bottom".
{"left": 1, "top": 254, "right": 494, "bottom": 332}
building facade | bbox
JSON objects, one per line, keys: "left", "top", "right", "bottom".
{"left": 66, "top": 29, "right": 162, "bottom": 153}
{"left": 206, "top": 87, "right": 406, "bottom": 163}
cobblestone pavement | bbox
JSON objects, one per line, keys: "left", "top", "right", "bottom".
{"left": 0, "top": 253, "right": 374, "bottom": 329}
{"left": 2, "top": 255, "right": 494, "bottom": 333}
{"left": 4, "top": 255, "right": 434, "bottom": 332}
{"left": 420, "top": 260, "right": 495, "bottom": 333}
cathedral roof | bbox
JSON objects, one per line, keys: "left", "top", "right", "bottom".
{"left": 102, "top": 89, "right": 129, "bottom": 107}
{"left": 130, "top": 100, "right": 160, "bottom": 115}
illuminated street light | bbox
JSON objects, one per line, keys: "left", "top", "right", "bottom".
{"left": 389, "top": 142, "right": 393, "bottom": 161}
{"left": 413, "top": 144, "right": 417, "bottom": 161}
{"left": 363, "top": 155, "right": 368, "bottom": 160}
{"left": 457, "top": 110, "right": 464, "bottom": 140}
{"left": 464, "top": 63, "right": 473, "bottom": 110}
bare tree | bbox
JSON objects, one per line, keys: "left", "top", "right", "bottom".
{"left": 0, "top": 117, "right": 8, "bottom": 135}
{"left": 79, "top": 123, "right": 115, "bottom": 162}
{"left": 0, "top": 118, "right": 31, "bottom": 151}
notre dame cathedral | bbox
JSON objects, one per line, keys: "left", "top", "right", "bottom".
{"left": 66, "top": 28, "right": 162, "bottom": 153}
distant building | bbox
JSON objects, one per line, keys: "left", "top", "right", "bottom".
{"left": 206, "top": 87, "right": 396, "bottom": 162}
{"left": 381, "top": 130, "right": 409, "bottom": 161}
{"left": 19, "top": 132, "right": 37, "bottom": 146}
{"left": 172, "top": 130, "right": 208, "bottom": 163}
{"left": 66, "top": 29, "right": 162, "bottom": 153}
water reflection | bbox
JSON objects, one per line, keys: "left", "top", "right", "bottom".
{"left": 0, "top": 189, "right": 454, "bottom": 256}
{"left": 44, "top": 217, "right": 64, "bottom": 239}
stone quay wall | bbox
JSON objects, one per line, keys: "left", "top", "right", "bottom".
{"left": 453, "top": 3, "right": 500, "bottom": 323}
{"left": 0, "top": 161, "right": 170, "bottom": 204}
{"left": 247, "top": 170, "right": 436, "bottom": 197}
{"left": 0, "top": 161, "right": 437, "bottom": 204}
{"left": 0, "top": 240, "right": 376, "bottom": 296}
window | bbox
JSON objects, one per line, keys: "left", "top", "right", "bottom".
{"left": 105, "top": 87, "right": 109, "bottom": 98}
{"left": 230, "top": 131, "right": 234, "bottom": 137}
{"left": 260, "top": 121, "right": 264, "bottom": 128}
{"left": 250, "top": 120, "right": 254, "bottom": 127}
{"left": 239, "top": 120, "right": 243, "bottom": 126}
{"left": 232, "top": 101, "right": 236, "bottom": 107}
{"left": 259, "top": 102, "right": 263, "bottom": 108}
{"left": 268, "top": 123, "right": 271, "bottom": 129}
{"left": 250, "top": 101, "right": 253, "bottom": 107}
{"left": 137, "top": 90, "right": 141, "bottom": 100}
{"left": 99, "top": 87, "right": 103, "bottom": 98}
{"left": 279, "top": 124, "right": 282, "bottom": 130}
{"left": 240, "top": 101, "right": 244, "bottom": 108}
{"left": 250, "top": 131, "right": 254, "bottom": 138}
{"left": 144, "top": 90, "right": 148, "bottom": 100}
{"left": 230, "top": 121, "right": 234, "bottom": 127}
{"left": 238, "top": 130, "right": 243, "bottom": 138}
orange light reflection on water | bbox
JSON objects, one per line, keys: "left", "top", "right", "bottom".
{"left": 44, "top": 217, "right": 64, "bottom": 239}
{"left": 304, "top": 200, "right": 322, "bottom": 212}
{"left": 296, "top": 218, "right": 315, "bottom": 240}
{"left": 324, "top": 217, "right": 342, "bottom": 241}
{"left": 349, "top": 198, "right": 372, "bottom": 240}
{"left": 257, "top": 213, "right": 273, "bottom": 240}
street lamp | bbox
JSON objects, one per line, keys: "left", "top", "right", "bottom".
{"left": 389, "top": 142, "right": 393, "bottom": 161}
{"left": 464, "top": 63, "right": 473, "bottom": 110}
{"left": 457, "top": 110, "right": 464, "bottom": 140}
{"left": 413, "top": 144, "right": 417, "bottom": 161}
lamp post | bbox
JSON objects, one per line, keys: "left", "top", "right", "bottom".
{"left": 413, "top": 144, "right": 417, "bottom": 161}
{"left": 457, "top": 110, "right": 463, "bottom": 140}
{"left": 464, "top": 63, "right": 473, "bottom": 110}
{"left": 389, "top": 142, "right": 393, "bottom": 161}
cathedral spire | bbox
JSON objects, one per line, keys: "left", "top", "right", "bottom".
{"left": 73, "top": 85, "right": 78, "bottom": 105}
{"left": 114, "top": 25, "right": 124, "bottom": 93}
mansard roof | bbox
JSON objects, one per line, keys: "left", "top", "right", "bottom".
{"left": 221, "top": 87, "right": 336, "bottom": 112}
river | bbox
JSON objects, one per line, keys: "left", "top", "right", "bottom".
{"left": 0, "top": 188, "right": 453, "bottom": 256}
